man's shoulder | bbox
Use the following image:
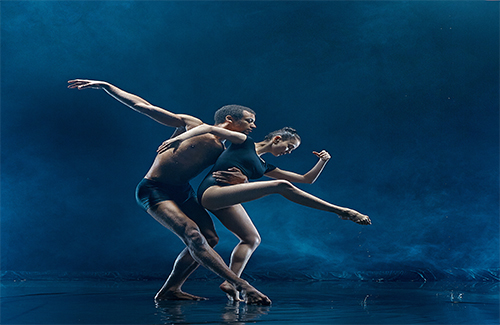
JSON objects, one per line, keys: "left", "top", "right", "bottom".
{"left": 177, "top": 114, "right": 204, "bottom": 128}
{"left": 184, "top": 133, "right": 223, "bottom": 147}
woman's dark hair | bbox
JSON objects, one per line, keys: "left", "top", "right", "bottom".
{"left": 264, "top": 127, "right": 301, "bottom": 142}
{"left": 214, "top": 105, "right": 256, "bottom": 124}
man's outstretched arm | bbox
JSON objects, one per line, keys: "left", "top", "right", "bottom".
{"left": 68, "top": 79, "right": 201, "bottom": 128}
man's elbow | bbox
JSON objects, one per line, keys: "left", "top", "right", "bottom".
{"left": 133, "top": 103, "right": 152, "bottom": 114}
{"left": 134, "top": 104, "right": 184, "bottom": 127}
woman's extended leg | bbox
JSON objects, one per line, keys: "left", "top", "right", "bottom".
{"left": 201, "top": 180, "right": 371, "bottom": 225}
{"left": 210, "top": 204, "right": 261, "bottom": 300}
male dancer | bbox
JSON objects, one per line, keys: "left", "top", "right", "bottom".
{"left": 68, "top": 79, "right": 270, "bottom": 305}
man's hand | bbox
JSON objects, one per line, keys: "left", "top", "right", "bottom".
{"left": 68, "top": 79, "right": 109, "bottom": 90}
{"left": 157, "top": 138, "right": 182, "bottom": 154}
{"left": 213, "top": 167, "right": 248, "bottom": 185}
{"left": 312, "top": 150, "right": 331, "bottom": 162}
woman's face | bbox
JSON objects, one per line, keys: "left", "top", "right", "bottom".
{"left": 271, "top": 137, "right": 301, "bottom": 157}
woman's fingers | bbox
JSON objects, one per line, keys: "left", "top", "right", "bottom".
{"left": 313, "top": 150, "right": 331, "bottom": 161}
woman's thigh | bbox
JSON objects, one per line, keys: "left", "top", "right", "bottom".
{"left": 201, "top": 180, "right": 284, "bottom": 210}
{"left": 211, "top": 204, "right": 259, "bottom": 242}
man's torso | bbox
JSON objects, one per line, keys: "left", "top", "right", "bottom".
{"left": 145, "top": 134, "right": 224, "bottom": 185}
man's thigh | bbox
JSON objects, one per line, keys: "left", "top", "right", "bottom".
{"left": 147, "top": 200, "right": 198, "bottom": 235}
{"left": 179, "top": 198, "right": 217, "bottom": 240}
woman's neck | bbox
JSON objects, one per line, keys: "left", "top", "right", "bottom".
{"left": 255, "top": 140, "right": 272, "bottom": 156}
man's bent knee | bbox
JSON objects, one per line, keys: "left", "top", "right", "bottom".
{"left": 185, "top": 227, "right": 208, "bottom": 247}
{"left": 206, "top": 235, "right": 219, "bottom": 248}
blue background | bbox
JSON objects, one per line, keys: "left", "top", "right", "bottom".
{"left": 1, "top": 1, "right": 498, "bottom": 279}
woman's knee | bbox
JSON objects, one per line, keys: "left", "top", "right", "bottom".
{"left": 241, "top": 233, "right": 261, "bottom": 249}
{"left": 273, "top": 179, "right": 294, "bottom": 192}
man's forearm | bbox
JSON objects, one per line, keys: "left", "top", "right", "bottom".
{"left": 100, "top": 83, "right": 186, "bottom": 127}
{"left": 69, "top": 78, "right": 187, "bottom": 127}
{"left": 102, "top": 83, "right": 151, "bottom": 111}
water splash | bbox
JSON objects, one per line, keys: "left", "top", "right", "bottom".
{"left": 450, "top": 291, "right": 464, "bottom": 303}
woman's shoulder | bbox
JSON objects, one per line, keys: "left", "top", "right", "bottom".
{"left": 231, "top": 135, "right": 252, "bottom": 146}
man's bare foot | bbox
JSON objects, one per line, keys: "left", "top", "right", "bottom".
{"left": 338, "top": 208, "right": 372, "bottom": 225}
{"left": 154, "top": 290, "right": 208, "bottom": 301}
{"left": 238, "top": 283, "right": 272, "bottom": 305}
{"left": 220, "top": 281, "right": 243, "bottom": 302}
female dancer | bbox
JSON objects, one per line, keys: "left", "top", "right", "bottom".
{"left": 159, "top": 124, "right": 371, "bottom": 300}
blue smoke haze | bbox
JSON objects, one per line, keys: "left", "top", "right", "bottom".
{"left": 1, "top": 1, "right": 498, "bottom": 277}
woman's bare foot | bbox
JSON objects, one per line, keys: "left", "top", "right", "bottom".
{"left": 237, "top": 283, "right": 272, "bottom": 305}
{"left": 220, "top": 281, "right": 243, "bottom": 302}
{"left": 338, "top": 208, "right": 372, "bottom": 225}
{"left": 154, "top": 290, "right": 208, "bottom": 301}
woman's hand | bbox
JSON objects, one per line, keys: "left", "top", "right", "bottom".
{"left": 312, "top": 150, "right": 331, "bottom": 162}
{"left": 157, "top": 138, "right": 182, "bottom": 154}
{"left": 67, "top": 79, "right": 109, "bottom": 90}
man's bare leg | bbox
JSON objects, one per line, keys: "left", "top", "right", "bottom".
{"left": 155, "top": 247, "right": 205, "bottom": 300}
{"left": 148, "top": 200, "right": 271, "bottom": 305}
{"left": 155, "top": 199, "right": 219, "bottom": 301}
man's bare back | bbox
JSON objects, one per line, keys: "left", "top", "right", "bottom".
{"left": 145, "top": 134, "right": 224, "bottom": 185}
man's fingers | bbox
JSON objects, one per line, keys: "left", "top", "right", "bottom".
{"left": 214, "top": 171, "right": 230, "bottom": 176}
{"left": 68, "top": 82, "right": 88, "bottom": 89}
{"left": 68, "top": 79, "right": 98, "bottom": 90}
{"left": 214, "top": 168, "right": 242, "bottom": 176}
{"left": 213, "top": 175, "right": 231, "bottom": 183}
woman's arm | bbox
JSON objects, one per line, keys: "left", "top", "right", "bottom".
{"left": 264, "top": 150, "right": 331, "bottom": 184}
{"left": 157, "top": 124, "right": 247, "bottom": 154}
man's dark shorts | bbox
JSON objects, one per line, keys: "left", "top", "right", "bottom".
{"left": 136, "top": 178, "right": 197, "bottom": 211}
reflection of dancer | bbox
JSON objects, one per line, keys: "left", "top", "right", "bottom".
{"left": 159, "top": 124, "right": 371, "bottom": 300}
{"left": 221, "top": 301, "right": 270, "bottom": 324}
{"left": 67, "top": 79, "right": 270, "bottom": 305}
{"left": 154, "top": 300, "right": 269, "bottom": 324}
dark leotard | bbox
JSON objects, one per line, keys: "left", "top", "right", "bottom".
{"left": 197, "top": 136, "right": 276, "bottom": 202}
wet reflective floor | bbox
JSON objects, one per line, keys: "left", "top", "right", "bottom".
{"left": 1, "top": 279, "right": 498, "bottom": 324}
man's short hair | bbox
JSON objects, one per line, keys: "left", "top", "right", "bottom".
{"left": 214, "top": 105, "right": 256, "bottom": 124}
